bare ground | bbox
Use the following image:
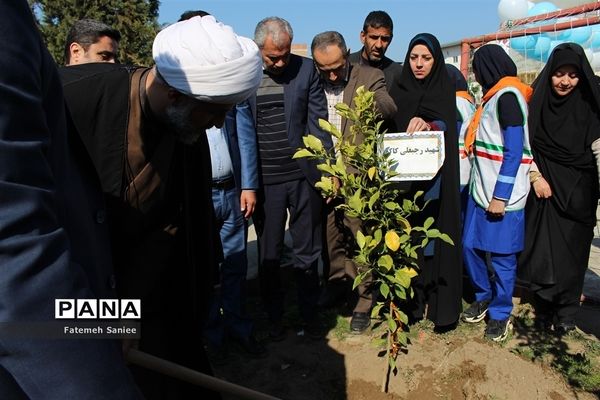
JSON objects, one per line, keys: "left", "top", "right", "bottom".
{"left": 210, "top": 278, "right": 600, "bottom": 400}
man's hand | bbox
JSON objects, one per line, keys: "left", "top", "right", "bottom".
{"left": 406, "top": 117, "right": 431, "bottom": 134}
{"left": 240, "top": 190, "right": 256, "bottom": 219}
{"left": 533, "top": 177, "right": 552, "bottom": 199}
{"left": 486, "top": 198, "right": 506, "bottom": 217}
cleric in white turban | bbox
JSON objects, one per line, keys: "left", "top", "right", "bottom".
{"left": 153, "top": 15, "right": 262, "bottom": 104}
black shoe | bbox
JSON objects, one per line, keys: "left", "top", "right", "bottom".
{"left": 462, "top": 300, "right": 490, "bottom": 323}
{"left": 268, "top": 322, "right": 287, "bottom": 342}
{"left": 350, "top": 312, "right": 371, "bottom": 334}
{"left": 484, "top": 318, "right": 512, "bottom": 342}
{"left": 554, "top": 321, "right": 576, "bottom": 336}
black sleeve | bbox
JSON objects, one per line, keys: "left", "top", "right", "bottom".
{"left": 497, "top": 92, "right": 524, "bottom": 129}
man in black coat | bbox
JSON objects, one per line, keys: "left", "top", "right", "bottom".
{"left": 60, "top": 15, "right": 263, "bottom": 399}
{"left": 0, "top": 1, "right": 142, "bottom": 398}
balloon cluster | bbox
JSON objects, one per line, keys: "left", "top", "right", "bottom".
{"left": 497, "top": 0, "right": 600, "bottom": 69}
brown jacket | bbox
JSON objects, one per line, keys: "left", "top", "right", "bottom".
{"left": 340, "top": 63, "right": 397, "bottom": 142}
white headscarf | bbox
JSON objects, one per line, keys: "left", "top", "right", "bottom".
{"left": 152, "top": 15, "right": 262, "bottom": 104}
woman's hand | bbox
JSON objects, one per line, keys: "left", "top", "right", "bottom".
{"left": 533, "top": 177, "right": 552, "bottom": 199}
{"left": 486, "top": 198, "right": 506, "bottom": 217}
{"left": 406, "top": 117, "right": 431, "bottom": 133}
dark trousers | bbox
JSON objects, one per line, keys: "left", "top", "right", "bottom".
{"left": 324, "top": 201, "right": 373, "bottom": 313}
{"left": 254, "top": 178, "right": 322, "bottom": 323}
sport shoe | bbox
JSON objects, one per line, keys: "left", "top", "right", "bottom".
{"left": 554, "top": 321, "right": 576, "bottom": 336}
{"left": 485, "top": 319, "right": 512, "bottom": 342}
{"left": 462, "top": 300, "right": 490, "bottom": 323}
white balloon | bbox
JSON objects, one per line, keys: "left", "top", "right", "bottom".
{"left": 498, "top": 0, "right": 530, "bottom": 21}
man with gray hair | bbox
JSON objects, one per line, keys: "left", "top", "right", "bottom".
{"left": 311, "top": 30, "right": 396, "bottom": 333}
{"left": 60, "top": 15, "right": 262, "bottom": 398}
{"left": 252, "top": 17, "right": 332, "bottom": 340}
{"left": 64, "top": 18, "right": 121, "bottom": 65}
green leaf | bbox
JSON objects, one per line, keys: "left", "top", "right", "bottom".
{"left": 423, "top": 216, "right": 434, "bottom": 229}
{"left": 395, "top": 269, "right": 412, "bottom": 288}
{"left": 368, "top": 191, "right": 380, "bottom": 211}
{"left": 315, "top": 176, "right": 333, "bottom": 193}
{"left": 398, "top": 311, "right": 409, "bottom": 325}
{"left": 394, "top": 287, "right": 407, "bottom": 300}
{"left": 413, "top": 190, "right": 425, "bottom": 201}
{"left": 438, "top": 233, "right": 455, "bottom": 245}
{"left": 384, "top": 202, "right": 399, "bottom": 210}
{"left": 303, "top": 135, "right": 323, "bottom": 152}
{"left": 371, "top": 303, "right": 384, "bottom": 318}
{"left": 348, "top": 189, "right": 363, "bottom": 213}
{"left": 388, "top": 356, "right": 397, "bottom": 370}
{"left": 317, "top": 163, "right": 336, "bottom": 175}
{"left": 426, "top": 228, "right": 440, "bottom": 238}
{"left": 380, "top": 282, "right": 390, "bottom": 299}
{"left": 387, "top": 318, "right": 397, "bottom": 332}
{"left": 397, "top": 331, "right": 408, "bottom": 347}
{"left": 373, "top": 229, "right": 382, "bottom": 244}
{"left": 319, "top": 118, "right": 334, "bottom": 133}
{"left": 293, "top": 149, "right": 313, "bottom": 159}
{"left": 377, "top": 255, "right": 393, "bottom": 271}
{"left": 356, "top": 230, "right": 366, "bottom": 249}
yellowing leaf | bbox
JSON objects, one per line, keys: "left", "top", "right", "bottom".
{"left": 385, "top": 230, "right": 401, "bottom": 252}
{"left": 368, "top": 166, "right": 377, "bottom": 180}
{"left": 405, "top": 267, "right": 418, "bottom": 278}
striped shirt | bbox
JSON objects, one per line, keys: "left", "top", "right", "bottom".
{"left": 256, "top": 74, "right": 303, "bottom": 185}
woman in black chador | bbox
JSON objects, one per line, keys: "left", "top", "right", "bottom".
{"left": 390, "top": 33, "right": 463, "bottom": 330}
{"left": 518, "top": 43, "right": 600, "bottom": 334}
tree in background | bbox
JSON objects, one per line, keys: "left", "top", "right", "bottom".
{"left": 29, "top": 0, "right": 160, "bottom": 66}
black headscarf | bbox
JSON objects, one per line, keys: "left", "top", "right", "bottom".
{"left": 472, "top": 44, "right": 517, "bottom": 92}
{"left": 391, "top": 33, "right": 456, "bottom": 132}
{"left": 529, "top": 43, "right": 600, "bottom": 168}
{"left": 446, "top": 64, "right": 468, "bottom": 92}
{"left": 390, "top": 33, "right": 463, "bottom": 327}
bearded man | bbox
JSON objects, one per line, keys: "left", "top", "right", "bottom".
{"left": 60, "top": 16, "right": 262, "bottom": 399}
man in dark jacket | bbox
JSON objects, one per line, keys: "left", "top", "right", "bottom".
{"left": 0, "top": 1, "right": 142, "bottom": 398}
{"left": 60, "top": 15, "right": 262, "bottom": 399}
{"left": 252, "top": 17, "right": 333, "bottom": 340}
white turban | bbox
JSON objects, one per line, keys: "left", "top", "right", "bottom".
{"left": 152, "top": 15, "right": 262, "bottom": 104}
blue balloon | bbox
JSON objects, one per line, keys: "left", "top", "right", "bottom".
{"left": 591, "top": 31, "right": 600, "bottom": 50}
{"left": 510, "top": 35, "right": 538, "bottom": 50}
{"left": 559, "top": 28, "right": 572, "bottom": 41}
{"left": 549, "top": 40, "right": 564, "bottom": 54}
{"left": 569, "top": 26, "right": 592, "bottom": 44}
{"left": 533, "top": 36, "right": 552, "bottom": 59}
{"left": 527, "top": 2, "right": 559, "bottom": 16}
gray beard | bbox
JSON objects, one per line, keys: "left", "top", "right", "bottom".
{"left": 164, "top": 102, "right": 202, "bottom": 145}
